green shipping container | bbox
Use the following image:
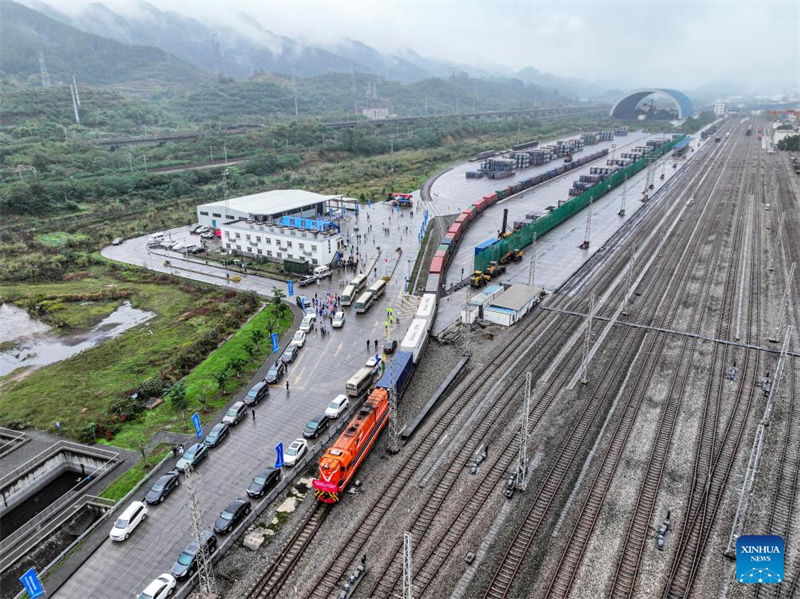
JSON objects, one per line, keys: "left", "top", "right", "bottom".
{"left": 438, "top": 244, "right": 450, "bottom": 253}
{"left": 283, "top": 258, "right": 311, "bottom": 275}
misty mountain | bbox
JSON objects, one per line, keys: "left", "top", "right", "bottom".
{"left": 0, "top": 0, "right": 206, "bottom": 88}
{"left": 323, "top": 39, "right": 431, "bottom": 83}
{"left": 515, "top": 66, "right": 613, "bottom": 99}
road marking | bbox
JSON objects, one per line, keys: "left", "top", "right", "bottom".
{"left": 294, "top": 366, "right": 306, "bottom": 385}
{"left": 334, "top": 342, "right": 343, "bottom": 357}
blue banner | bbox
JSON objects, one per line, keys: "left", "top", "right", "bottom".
{"left": 271, "top": 332, "right": 279, "bottom": 353}
{"left": 191, "top": 412, "right": 202, "bottom": 439}
{"left": 275, "top": 442, "right": 284, "bottom": 469}
{"left": 20, "top": 568, "right": 44, "bottom": 599}
{"left": 287, "top": 281, "right": 294, "bottom": 296}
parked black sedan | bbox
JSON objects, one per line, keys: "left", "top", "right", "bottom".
{"left": 265, "top": 361, "right": 287, "bottom": 384}
{"left": 302, "top": 413, "right": 331, "bottom": 439}
{"left": 170, "top": 531, "right": 217, "bottom": 579}
{"left": 383, "top": 339, "right": 398, "bottom": 354}
{"left": 244, "top": 382, "right": 269, "bottom": 407}
{"left": 144, "top": 470, "right": 180, "bottom": 505}
{"left": 280, "top": 345, "right": 300, "bottom": 365}
{"left": 175, "top": 443, "right": 209, "bottom": 472}
{"left": 213, "top": 498, "right": 252, "bottom": 534}
{"left": 246, "top": 467, "right": 282, "bottom": 498}
{"left": 203, "top": 422, "right": 230, "bottom": 448}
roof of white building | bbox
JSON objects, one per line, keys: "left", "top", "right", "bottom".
{"left": 488, "top": 284, "right": 541, "bottom": 311}
{"left": 198, "top": 190, "right": 355, "bottom": 216}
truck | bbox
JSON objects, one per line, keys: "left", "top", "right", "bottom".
{"left": 389, "top": 193, "right": 414, "bottom": 208}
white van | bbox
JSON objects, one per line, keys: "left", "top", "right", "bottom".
{"left": 110, "top": 501, "right": 149, "bottom": 542}
{"left": 351, "top": 273, "right": 368, "bottom": 292}
{"left": 314, "top": 266, "right": 332, "bottom": 279}
{"left": 368, "top": 279, "right": 387, "bottom": 299}
{"left": 354, "top": 291, "right": 374, "bottom": 314}
{"left": 341, "top": 284, "right": 357, "bottom": 306}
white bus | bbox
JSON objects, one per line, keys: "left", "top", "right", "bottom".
{"left": 368, "top": 279, "right": 387, "bottom": 299}
{"left": 354, "top": 291, "right": 374, "bottom": 314}
{"left": 346, "top": 367, "right": 374, "bottom": 397}
{"left": 341, "top": 284, "right": 357, "bottom": 306}
{"left": 351, "top": 273, "right": 368, "bottom": 292}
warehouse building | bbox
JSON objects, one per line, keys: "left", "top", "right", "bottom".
{"left": 483, "top": 284, "right": 542, "bottom": 326}
{"left": 197, "top": 190, "right": 356, "bottom": 267}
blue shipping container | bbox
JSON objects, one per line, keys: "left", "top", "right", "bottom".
{"left": 475, "top": 237, "right": 499, "bottom": 256}
{"left": 376, "top": 351, "right": 415, "bottom": 398}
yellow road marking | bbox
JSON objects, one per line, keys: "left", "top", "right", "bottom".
{"left": 294, "top": 366, "right": 306, "bottom": 385}
{"left": 334, "top": 342, "right": 343, "bottom": 357}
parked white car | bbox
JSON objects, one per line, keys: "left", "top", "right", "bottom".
{"left": 331, "top": 311, "right": 345, "bottom": 329}
{"left": 284, "top": 438, "right": 308, "bottom": 467}
{"left": 325, "top": 394, "right": 350, "bottom": 418}
{"left": 109, "top": 501, "right": 148, "bottom": 542}
{"left": 291, "top": 331, "right": 306, "bottom": 347}
{"left": 137, "top": 573, "right": 176, "bottom": 599}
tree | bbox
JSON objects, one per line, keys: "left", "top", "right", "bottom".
{"left": 166, "top": 381, "right": 188, "bottom": 428}
{"left": 271, "top": 286, "right": 285, "bottom": 311}
{"left": 213, "top": 368, "right": 229, "bottom": 394}
{"left": 243, "top": 341, "right": 255, "bottom": 358}
{"left": 251, "top": 328, "right": 265, "bottom": 349}
{"left": 228, "top": 356, "right": 247, "bottom": 378}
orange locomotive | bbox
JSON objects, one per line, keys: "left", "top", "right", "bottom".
{"left": 312, "top": 388, "right": 390, "bottom": 503}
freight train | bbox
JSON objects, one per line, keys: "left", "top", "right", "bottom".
{"left": 312, "top": 295, "right": 436, "bottom": 503}
{"left": 426, "top": 148, "right": 609, "bottom": 294}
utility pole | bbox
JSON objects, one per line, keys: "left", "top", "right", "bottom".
{"left": 141, "top": 155, "right": 148, "bottom": 173}
{"left": 770, "top": 262, "right": 795, "bottom": 342}
{"left": 127, "top": 153, "right": 133, "bottom": 172}
{"left": 580, "top": 198, "right": 593, "bottom": 250}
{"left": 463, "top": 287, "right": 472, "bottom": 357}
{"left": 516, "top": 372, "right": 532, "bottom": 490}
{"left": 184, "top": 466, "right": 217, "bottom": 598}
{"left": 610, "top": 143, "right": 616, "bottom": 162}
{"left": 580, "top": 294, "right": 595, "bottom": 385}
{"left": 402, "top": 532, "right": 413, "bottom": 599}
{"left": 37, "top": 50, "right": 51, "bottom": 88}
{"left": 622, "top": 245, "right": 636, "bottom": 316}
{"left": 70, "top": 83, "right": 80, "bottom": 125}
{"left": 351, "top": 65, "right": 358, "bottom": 116}
{"left": 528, "top": 232, "right": 537, "bottom": 288}
{"left": 618, "top": 175, "right": 628, "bottom": 217}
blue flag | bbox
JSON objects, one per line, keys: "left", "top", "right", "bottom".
{"left": 275, "top": 443, "right": 284, "bottom": 469}
{"left": 287, "top": 280, "right": 294, "bottom": 296}
{"left": 191, "top": 412, "right": 202, "bottom": 439}
{"left": 20, "top": 568, "right": 44, "bottom": 599}
{"left": 271, "top": 332, "right": 279, "bottom": 353}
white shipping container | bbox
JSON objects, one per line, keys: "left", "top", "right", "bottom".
{"left": 416, "top": 294, "right": 437, "bottom": 320}
{"left": 401, "top": 318, "right": 429, "bottom": 363}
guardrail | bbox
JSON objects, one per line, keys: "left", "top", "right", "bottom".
{"left": 0, "top": 429, "right": 28, "bottom": 459}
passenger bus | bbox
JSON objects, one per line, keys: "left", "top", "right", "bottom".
{"left": 351, "top": 273, "right": 368, "bottom": 292}
{"left": 354, "top": 291, "right": 374, "bottom": 313}
{"left": 367, "top": 279, "right": 387, "bottom": 299}
{"left": 345, "top": 367, "right": 374, "bottom": 397}
{"left": 341, "top": 284, "right": 357, "bottom": 306}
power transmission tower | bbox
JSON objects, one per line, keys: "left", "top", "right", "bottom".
{"left": 387, "top": 356, "right": 400, "bottom": 453}
{"left": 211, "top": 34, "right": 225, "bottom": 79}
{"left": 69, "top": 84, "right": 80, "bottom": 125}
{"left": 580, "top": 294, "right": 595, "bottom": 384}
{"left": 621, "top": 245, "right": 636, "bottom": 316}
{"left": 351, "top": 65, "right": 358, "bottom": 115}
{"left": 402, "top": 532, "right": 413, "bottom": 599}
{"left": 184, "top": 466, "right": 218, "bottom": 598}
{"left": 516, "top": 372, "right": 532, "bottom": 490}
{"left": 528, "top": 232, "right": 537, "bottom": 288}
{"left": 618, "top": 175, "right": 628, "bottom": 217}
{"left": 463, "top": 287, "right": 472, "bottom": 357}
{"left": 72, "top": 76, "right": 80, "bottom": 106}
{"left": 768, "top": 213, "right": 785, "bottom": 272}
{"left": 37, "top": 51, "right": 51, "bottom": 88}
{"left": 770, "top": 262, "right": 795, "bottom": 342}
{"left": 579, "top": 198, "right": 593, "bottom": 250}
{"left": 292, "top": 74, "right": 299, "bottom": 117}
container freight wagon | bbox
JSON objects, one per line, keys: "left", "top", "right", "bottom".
{"left": 512, "top": 139, "right": 539, "bottom": 151}
{"left": 375, "top": 350, "right": 415, "bottom": 398}
{"left": 474, "top": 135, "right": 686, "bottom": 272}
{"left": 401, "top": 318, "right": 429, "bottom": 363}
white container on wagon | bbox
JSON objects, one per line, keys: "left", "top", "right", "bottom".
{"left": 415, "top": 293, "right": 436, "bottom": 321}
{"left": 401, "top": 318, "right": 428, "bottom": 363}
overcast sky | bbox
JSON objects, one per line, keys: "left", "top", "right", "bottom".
{"left": 47, "top": 0, "right": 798, "bottom": 94}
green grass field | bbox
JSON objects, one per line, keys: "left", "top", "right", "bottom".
{"left": 0, "top": 266, "right": 290, "bottom": 449}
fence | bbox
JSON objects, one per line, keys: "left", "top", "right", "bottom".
{"left": 474, "top": 135, "right": 686, "bottom": 271}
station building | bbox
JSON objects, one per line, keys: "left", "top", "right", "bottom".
{"left": 196, "top": 190, "right": 357, "bottom": 267}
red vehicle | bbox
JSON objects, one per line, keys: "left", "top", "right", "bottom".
{"left": 313, "top": 389, "right": 390, "bottom": 503}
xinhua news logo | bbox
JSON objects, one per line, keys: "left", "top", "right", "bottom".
{"left": 736, "top": 535, "right": 784, "bottom": 584}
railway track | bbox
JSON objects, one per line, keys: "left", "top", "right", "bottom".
{"left": 244, "top": 505, "right": 331, "bottom": 599}
{"left": 543, "top": 132, "right": 751, "bottom": 599}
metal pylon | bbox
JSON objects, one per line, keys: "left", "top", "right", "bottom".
{"left": 463, "top": 287, "right": 472, "bottom": 357}
{"left": 770, "top": 262, "right": 795, "bottom": 342}
{"left": 621, "top": 245, "right": 636, "bottom": 316}
{"left": 528, "top": 233, "right": 537, "bottom": 288}
{"left": 580, "top": 294, "right": 595, "bottom": 384}
{"left": 37, "top": 51, "right": 51, "bottom": 88}
{"left": 184, "top": 466, "right": 217, "bottom": 599}
{"left": 580, "top": 198, "right": 592, "bottom": 250}
{"left": 516, "top": 372, "right": 532, "bottom": 490}
{"left": 403, "top": 531, "right": 413, "bottom": 599}
{"left": 387, "top": 355, "right": 401, "bottom": 453}
{"left": 619, "top": 175, "right": 628, "bottom": 217}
